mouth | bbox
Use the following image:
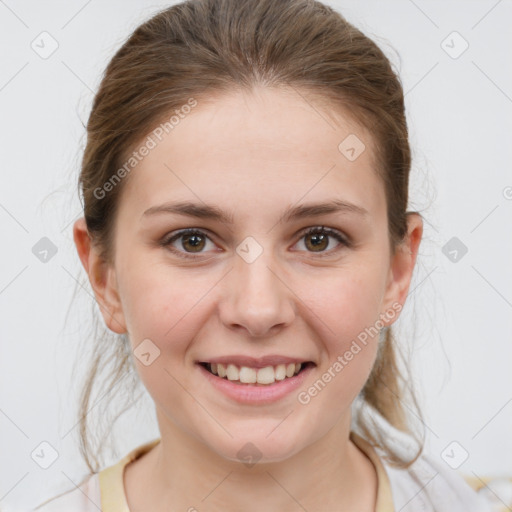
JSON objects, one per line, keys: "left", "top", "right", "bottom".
{"left": 197, "top": 361, "right": 315, "bottom": 386}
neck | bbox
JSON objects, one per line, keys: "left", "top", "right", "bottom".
{"left": 124, "top": 410, "right": 378, "bottom": 512}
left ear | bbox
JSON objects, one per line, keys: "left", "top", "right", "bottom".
{"left": 380, "top": 212, "right": 423, "bottom": 325}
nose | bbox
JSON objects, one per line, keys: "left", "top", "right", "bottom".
{"left": 218, "top": 246, "right": 296, "bottom": 338}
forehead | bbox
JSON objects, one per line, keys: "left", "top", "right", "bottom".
{"left": 118, "top": 86, "right": 385, "bottom": 221}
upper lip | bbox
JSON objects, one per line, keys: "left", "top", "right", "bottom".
{"left": 197, "top": 355, "right": 314, "bottom": 369}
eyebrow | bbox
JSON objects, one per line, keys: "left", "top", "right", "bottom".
{"left": 142, "top": 199, "right": 368, "bottom": 224}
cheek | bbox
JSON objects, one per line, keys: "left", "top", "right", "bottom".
{"left": 117, "top": 266, "right": 215, "bottom": 416}
{"left": 293, "top": 268, "right": 382, "bottom": 396}
{"left": 117, "top": 261, "right": 217, "bottom": 352}
{"left": 294, "top": 275, "right": 381, "bottom": 418}
{"left": 298, "top": 265, "right": 384, "bottom": 346}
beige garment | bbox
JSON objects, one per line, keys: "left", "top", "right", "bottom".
{"left": 33, "top": 431, "right": 506, "bottom": 511}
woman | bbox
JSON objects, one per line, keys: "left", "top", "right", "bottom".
{"left": 35, "top": 0, "right": 502, "bottom": 510}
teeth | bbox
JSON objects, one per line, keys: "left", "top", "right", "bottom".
{"left": 274, "top": 364, "right": 287, "bottom": 381}
{"left": 217, "top": 363, "right": 226, "bottom": 378}
{"left": 257, "top": 366, "right": 275, "bottom": 385}
{"left": 239, "top": 366, "right": 257, "bottom": 384}
{"left": 207, "top": 362, "right": 304, "bottom": 384}
{"left": 226, "top": 364, "right": 239, "bottom": 381}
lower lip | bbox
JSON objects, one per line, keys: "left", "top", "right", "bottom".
{"left": 197, "top": 363, "right": 314, "bottom": 404}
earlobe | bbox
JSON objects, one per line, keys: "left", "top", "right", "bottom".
{"left": 380, "top": 213, "right": 424, "bottom": 325}
{"left": 100, "top": 271, "right": 128, "bottom": 334}
{"left": 72, "top": 218, "right": 127, "bottom": 334}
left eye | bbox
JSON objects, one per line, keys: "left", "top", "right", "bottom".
{"left": 161, "top": 226, "right": 349, "bottom": 260}
{"left": 294, "top": 226, "right": 349, "bottom": 254}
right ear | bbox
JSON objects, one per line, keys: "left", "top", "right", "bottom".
{"left": 72, "top": 217, "right": 127, "bottom": 334}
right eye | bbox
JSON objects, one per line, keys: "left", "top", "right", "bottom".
{"left": 161, "top": 228, "right": 218, "bottom": 259}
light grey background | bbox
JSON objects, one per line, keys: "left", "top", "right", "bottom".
{"left": 0, "top": 0, "right": 511, "bottom": 510}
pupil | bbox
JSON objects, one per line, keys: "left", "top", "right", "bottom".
{"left": 308, "top": 233, "right": 327, "bottom": 251}
{"left": 184, "top": 234, "right": 204, "bottom": 252}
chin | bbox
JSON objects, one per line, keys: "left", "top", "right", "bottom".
{"left": 205, "top": 433, "right": 305, "bottom": 467}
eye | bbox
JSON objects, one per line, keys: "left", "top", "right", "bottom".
{"left": 294, "top": 226, "right": 350, "bottom": 255}
{"left": 160, "top": 228, "right": 217, "bottom": 259}
{"left": 160, "top": 226, "right": 350, "bottom": 260}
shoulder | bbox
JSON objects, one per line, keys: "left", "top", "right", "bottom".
{"left": 380, "top": 449, "right": 503, "bottom": 512}
{"left": 32, "top": 473, "right": 100, "bottom": 512}
{"left": 32, "top": 438, "right": 160, "bottom": 512}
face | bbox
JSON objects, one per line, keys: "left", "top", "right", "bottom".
{"left": 76, "top": 85, "right": 421, "bottom": 464}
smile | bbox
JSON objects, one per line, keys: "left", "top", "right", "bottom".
{"left": 200, "top": 361, "right": 313, "bottom": 385}
{"left": 197, "top": 361, "right": 316, "bottom": 404}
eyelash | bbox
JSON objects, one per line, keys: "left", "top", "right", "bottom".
{"left": 160, "top": 226, "right": 351, "bottom": 261}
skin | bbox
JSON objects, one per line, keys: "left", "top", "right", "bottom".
{"left": 74, "top": 85, "right": 422, "bottom": 511}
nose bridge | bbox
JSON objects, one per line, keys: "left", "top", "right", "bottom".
{"left": 220, "top": 236, "right": 294, "bottom": 337}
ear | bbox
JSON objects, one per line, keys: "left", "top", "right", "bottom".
{"left": 73, "top": 217, "right": 127, "bottom": 334}
{"left": 380, "top": 213, "right": 423, "bottom": 325}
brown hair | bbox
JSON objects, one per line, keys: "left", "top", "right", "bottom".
{"left": 76, "top": 0, "right": 425, "bottom": 472}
